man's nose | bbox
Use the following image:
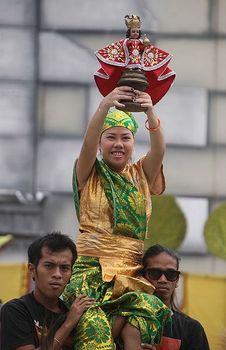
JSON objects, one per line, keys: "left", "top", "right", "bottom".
{"left": 158, "top": 273, "right": 167, "bottom": 282}
{"left": 52, "top": 266, "right": 62, "bottom": 278}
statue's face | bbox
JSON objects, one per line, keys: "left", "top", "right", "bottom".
{"left": 130, "top": 27, "right": 140, "bottom": 39}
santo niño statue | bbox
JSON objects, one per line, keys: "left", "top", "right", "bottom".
{"left": 94, "top": 15, "right": 176, "bottom": 111}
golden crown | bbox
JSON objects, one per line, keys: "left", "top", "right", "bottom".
{"left": 124, "top": 15, "right": 141, "bottom": 29}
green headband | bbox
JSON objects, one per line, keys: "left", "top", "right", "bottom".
{"left": 102, "top": 109, "right": 138, "bottom": 135}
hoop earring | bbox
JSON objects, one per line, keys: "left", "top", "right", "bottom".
{"left": 97, "top": 148, "right": 103, "bottom": 161}
{"left": 129, "top": 152, "right": 135, "bottom": 164}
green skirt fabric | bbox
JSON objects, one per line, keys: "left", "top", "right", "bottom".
{"left": 63, "top": 256, "right": 171, "bottom": 350}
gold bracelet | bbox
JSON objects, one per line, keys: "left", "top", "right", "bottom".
{"left": 145, "top": 118, "right": 160, "bottom": 132}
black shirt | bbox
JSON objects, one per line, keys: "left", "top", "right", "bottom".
{"left": 159, "top": 310, "right": 210, "bottom": 350}
{"left": 0, "top": 292, "right": 68, "bottom": 350}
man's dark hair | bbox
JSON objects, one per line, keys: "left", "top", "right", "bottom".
{"left": 143, "top": 244, "right": 180, "bottom": 270}
{"left": 143, "top": 244, "right": 181, "bottom": 310}
{"left": 28, "top": 232, "right": 77, "bottom": 267}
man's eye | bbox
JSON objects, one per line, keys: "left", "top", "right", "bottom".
{"left": 60, "top": 266, "right": 71, "bottom": 272}
{"left": 45, "top": 264, "right": 53, "bottom": 269}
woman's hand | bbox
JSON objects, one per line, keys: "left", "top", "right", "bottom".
{"left": 132, "top": 90, "right": 154, "bottom": 113}
{"left": 100, "top": 86, "right": 135, "bottom": 109}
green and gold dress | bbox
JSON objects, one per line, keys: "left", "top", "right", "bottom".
{"left": 63, "top": 158, "right": 170, "bottom": 349}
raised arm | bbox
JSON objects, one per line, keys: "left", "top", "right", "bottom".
{"left": 76, "top": 86, "right": 135, "bottom": 189}
{"left": 134, "top": 91, "right": 165, "bottom": 190}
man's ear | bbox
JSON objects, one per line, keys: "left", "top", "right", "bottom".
{"left": 28, "top": 263, "right": 35, "bottom": 281}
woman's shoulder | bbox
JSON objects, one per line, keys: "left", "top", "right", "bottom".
{"left": 125, "top": 157, "right": 146, "bottom": 174}
{"left": 122, "top": 158, "right": 147, "bottom": 185}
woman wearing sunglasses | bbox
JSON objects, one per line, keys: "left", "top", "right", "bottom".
{"left": 141, "top": 244, "right": 210, "bottom": 350}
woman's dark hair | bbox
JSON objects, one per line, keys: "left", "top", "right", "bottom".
{"left": 126, "top": 28, "right": 142, "bottom": 39}
{"left": 143, "top": 244, "right": 181, "bottom": 311}
{"left": 28, "top": 232, "right": 77, "bottom": 268}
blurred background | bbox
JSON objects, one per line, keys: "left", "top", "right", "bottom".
{"left": 0, "top": 1, "right": 226, "bottom": 348}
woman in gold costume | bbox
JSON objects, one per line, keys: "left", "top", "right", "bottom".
{"left": 63, "top": 86, "right": 170, "bottom": 350}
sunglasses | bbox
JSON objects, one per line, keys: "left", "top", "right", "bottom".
{"left": 145, "top": 268, "right": 180, "bottom": 282}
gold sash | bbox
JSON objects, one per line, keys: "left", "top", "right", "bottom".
{"left": 77, "top": 231, "right": 155, "bottom": 297}
{"left": 77, "top": 231, "right": 144, "bottom": 281}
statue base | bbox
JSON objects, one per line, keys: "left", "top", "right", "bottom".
{"left": 117, "top": 69, "right": 149, "bottom": 112}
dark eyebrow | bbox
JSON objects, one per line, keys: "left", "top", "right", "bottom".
{"left": 105, "top": 132, "right": 132, "bottom": 136}
{"left": 43, "top": 261, "right": 71, "bottom": 266}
